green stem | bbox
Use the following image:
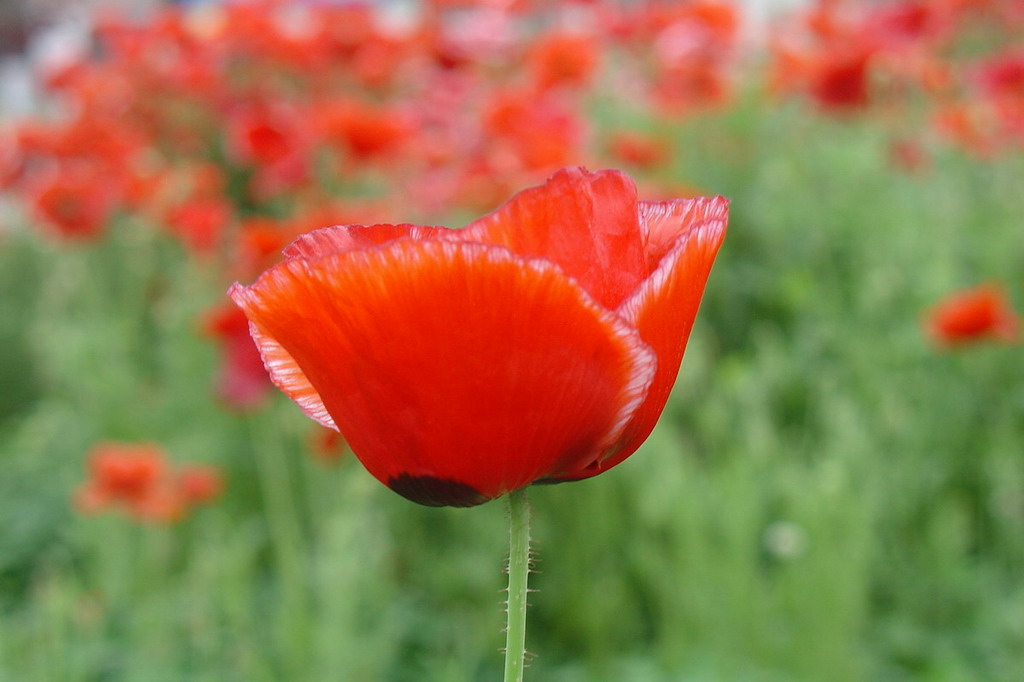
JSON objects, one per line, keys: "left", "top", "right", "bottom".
{"left": 503, "top": 488, "right": 531, "bottom": 682}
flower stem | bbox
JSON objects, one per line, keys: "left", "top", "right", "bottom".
{"left": 504, "top": 487, "right": 531, "bottom": 682}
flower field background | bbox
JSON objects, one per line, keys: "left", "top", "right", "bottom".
{"left": 2, "top": 1, "right": 1023, "bottom": 680}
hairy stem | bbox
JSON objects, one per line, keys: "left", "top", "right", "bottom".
{"left": 503, "top": 487, "right": 531, "bottom": 682}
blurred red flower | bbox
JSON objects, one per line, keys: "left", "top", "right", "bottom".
{"left": 527, "top": 31, "right": 600, "bottom": 91}
{"left": 201, "top": 303, "right": 272, "bottom": 409}
{"left": 232, "top": 217, "right": 296, "bottom": 279}
{"left": 647, "top": 1, "right": 739, "bottom": 113}
{"left": 164, "top": 196, "right": 233, "bottom": 255}
{"left": 27, "top": 165, "right": 118, "bottom": 240}
{"left": 810, "top": 47, "right": 874, "bottom": 111}
{"left": 483, "top": 89, "right": 584, "bottom": 172}
{"left": 608, "top": 131, "right": 669, "bottom": 169}
{"left": 933, "top": 103, "right": 995, "bottom": 156}
{"left": 228, "top": 108, "right": 299, "bottom": 167}
{"left": 975, "top": 49, "right": 1024, "bottom": 140}
{"left": 314, "top": 99, "right": 411, "bottom": 162}
{"left": 74, "top": 442, "right": 183, "bottom": 523}
{"left": 176, "top": 465, "right": 224, "bottom": 505}
{"left": 75, "top": 442, "right": 224, "bottom": 523}
{"left": 78, "top": 442, "right": 167, "bottom": 506}
{"left": 926, "top": 284, "right": 1019, "bottom": 347}
{"left": 230, "top": 167, "right": 727, "bottom": 506}
{"left": 865, "top": 0, "right": 951, "bottom": 52}
{"left": 131, "top": 486, "right": 188, "bottom": 525}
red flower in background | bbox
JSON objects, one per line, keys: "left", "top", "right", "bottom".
{"left": 227, "top": 107, "right": 300, "bottom": 167}
{"left": 314, "top": 99, "right": 411, "bottom": 162}
{"left": 933, "top": 103, "right": 996, "bottom": 156}
{"left": 6, "top": 0, "right": 1022, "bottom": 254}
{"left": 527, "top": 31, "right": 600, "bottom": 91}
{"left": 647, "top": 1, "right": 739, "bottom": 113}
{"left": 809, "top": 47, "right": 874, "bottom": 111}
{"left": 926, "top": 284, "right": 1019, "bottom": 347}
{"left": 75, "top": 442, "right": 223, "bottom": 523}
{"left": 164, "top": 196, "right": 233, "bottom": 255}
{"left": 865, "top": 0, "right": 951, "bottom": 52}
{"left": 76, "top": 442, "right": 167, "bottom": 509}
{"left": 483, "top": 88, "right": 585, "bottom": 172}
{"left": 230, "top": 167, "right": 727, "bottom": 506}
{"left": 975, "top": 49, "right": 1024, "bottom": 140}
{"left": 27, "top": 165, "right": 118, "bottom": 240}
{"left": 176, "top": 465, "right": 224, "bottom": 505}
{"left": 609, "top": 131, "right": 669, "bottom": 169}
{"left": 202, "top": 302, "right": 272, "bottom": 409}
{"left": 232, "top": 217, "right": 296, "bottom": 279}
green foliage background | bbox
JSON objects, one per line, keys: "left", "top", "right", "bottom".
{"left": 1, "top": 103, "right": 1023, "bottom": 681}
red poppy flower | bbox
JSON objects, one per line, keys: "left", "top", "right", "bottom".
{"left": 865, "top": 0, "right": 951, "bottom": 52}
{"left": 232, "top": 218, "right": 294, "bottom": 279}
{"left": 77, "top": 441, "right": 167, "bottom": 508}
{"left": 933, "top": 102, "right": 995, "bottom": 156}
{"left": 164, "top": 196, "right": 233, "bottom": 255}
{"left": 230, "top": 167, "right": 727, "bottom": 507}
{"left": 74, "top": 441, "right": 224, "bottom": 523}
{"left": 74, "top": 441, "right": 184, "bottom": 523}
{"left": 975, "top": 49, "right": 1024, "bottom": 141}
{"left": 809, "top": 47, "right": 874, "bottom": 111}
{"left": 226, "top": 107, "right": 311, "bottom": 187}
{"left": 131, "top": 486, "right": 188, "bottom": 524}
{"left": 926, "top": 284, "right": 1019, "bottom": 347}
{"left": 483, "top": 89, "right": 584, "bottom": 172}
{"left": 314, "top": 99, "right": 411, "bottom": 162}
{"left": 976, "top": 49, "right": 1024, "bottom": 108}
{"left": 27, "top": 164, "right": 118, "bottom": 240}
{"left": 527, "top": 31, "right": 600, "bottom": 91}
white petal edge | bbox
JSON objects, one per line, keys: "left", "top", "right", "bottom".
{"left": 282, "top": 224, "right": 450, "bottom": 261}
{"left": 638, "top": 196, "right": 730, "bottom": 267}
{"left": 617, "top": 201, "right": 729, "bottom": 325}
{"left": 228, "top": 281, "right": 339, "bottom": 431}
{"left": 248, "top": 321, "right": 338, "bottom": 430}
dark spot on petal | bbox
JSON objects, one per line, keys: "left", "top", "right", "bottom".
{"left": 388, "top": 474, "right": 489, "bottom": 507}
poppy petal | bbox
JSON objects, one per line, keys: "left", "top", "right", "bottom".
{"left": 282, "top": 223, "right": 452, "bottom": 260}
{"left": 460, "top": 167, "right": 648, "bottom": 310}
{"left": 243, "top": 223, "right": 457, "bottom": 430}
{"left": 543, "top": 196, "right": 728, "bottom": 482}
{"left": 639, "top": 196, "right": 728, "bottom": 272}
{"left": 246, "top": 321, "right": 338, "bottom": 430}
{"left": 926, "top": 283, "right": 1021, "bottom": 346}
{"left": 230, "top": 238, "right": 656, "bottom": 506}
